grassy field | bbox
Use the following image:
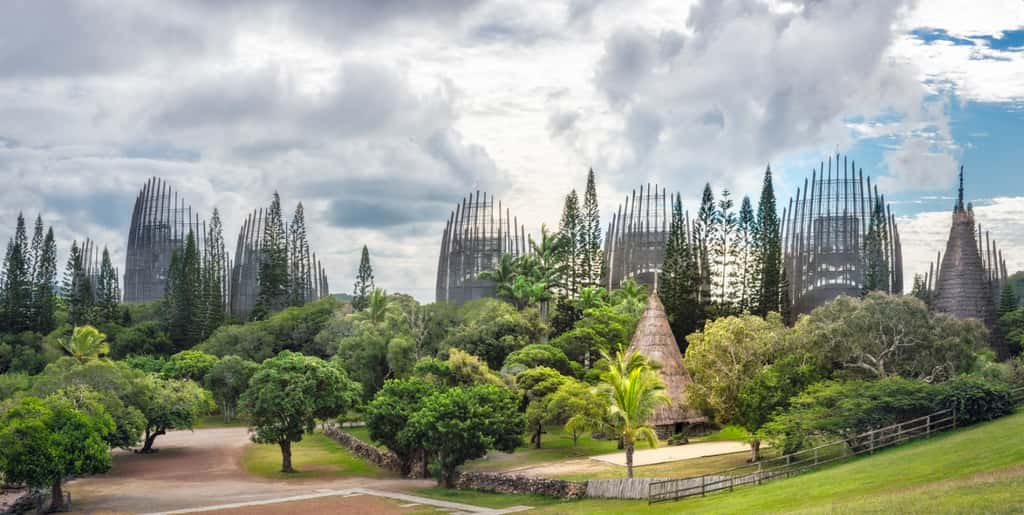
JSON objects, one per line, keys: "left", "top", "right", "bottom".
{"left": 415, "top": 409, "right": 1024, "bottom": 514}
{"left": 242, "top": 432, "right": 385, "bottom": 479}
{"left": 340, "top": 425, "right": 373, "bottom": 443}
{"left": 193, "top": 414, "right": 248, "bottom": 429}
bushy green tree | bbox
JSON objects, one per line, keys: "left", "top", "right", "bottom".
{"left": 503, "top": 343, "right": 574, "bottom": 376}
{"left": 253, "top": 192, "right": 289, "bottom": 319}
{"left": 162, "top": 350, "right": 219, "bottom": 382}
{"left": 0, "top": 396, "right": 113, "bottom": 511}
{"left": 239, "top": 351, "right": 361, "bottom": 472}
{"left": 364, "top": 377, "right": 438, "bottom": 476}
{"left": 133, "top": 374, "right": 212, "bottom": 453}
{"left": 546, "top": 379, "right": 606, "bottom": 447}
{"left": 517, "top": 366, "right": 569, "bottom": 448}
{"left": 407, "top": 384, "right": 524, "bottom": 487}
{"left": 444, "top": 299, "right": 546, "bottom": 370}
{"left": 203, "top": 356, "right": 258, "bottom": 422}
{"left": 110, "top": 321, "right": 173, "bottom": 359}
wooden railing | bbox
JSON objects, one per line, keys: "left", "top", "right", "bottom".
{"left": 649, "top": 408, "right": 956, "bottom": 503}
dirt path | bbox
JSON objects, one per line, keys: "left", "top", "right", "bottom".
{"left": 67, "top": 428, "right": 434, "bottom": 514}
{"left": 590, "top": 441, "right": 753, "bottom": 467}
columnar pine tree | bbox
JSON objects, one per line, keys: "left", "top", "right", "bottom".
{"left": 711, "top": 190, "right": 738, "bottom": 311}
{"left": 253, "top": 192, "right": 289, "bottom": 320}
{"left": 352, "top": 245, "right": 374, "bottom": 311}
{"left": 202, "top": 209, "right": 227, "bottom": 336}
{"left": 998, "top": 282, "right": 1017, "bottom": 317}
{"left": 910, "top": 274, "right": 932, "bottom": 306}
{"left": 755, "top": 166, "right": 782, "bottom": 316}
{"left": 737, "top": 196, "right": 757, "bottom": 313}
{"left": 166, "top": 231, "right": 203, "bottom": 348}
{"left": 557, "top": 190, "right": 582, "bottom": 297}
{"left": 33, "top": 227, "right": 58, "bottom": 333}
{"left": 659, "top": 195, "right": 703, "bottom": 347}
{"left": 580, "top": 169, "right": 603, "bottom": 287}
{"left": 694, "top": 184, "right": 715, "bottom": 305}
{"left": 862, "top": 198, "right": 890, "bottom": 294}
{"left": 288, "top": 203, "right": 311, "bottom": 307}
{"left": 62, "top": 241, "right": 92, "bottom": 327}
{"left": 95, "top": 247, "right": 120, "bottom": 323}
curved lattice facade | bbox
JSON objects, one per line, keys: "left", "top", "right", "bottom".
{"left": 604, "top": 184, "right": 674, "bottom": 290}
{"left": 123, "top": 177, "right": 204, "bottom": 303}
{"left": 229, "top": 207, "right": 329, "bottom": 321}
{"left": 435, "top": 191, "right": 528, "bottom": 305}
{"left": 782, "top": 155, "right": 903, "bottom": 316}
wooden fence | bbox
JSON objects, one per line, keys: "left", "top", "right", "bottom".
{"left": 648, "top": 408, "right": 956, "bottom": 503}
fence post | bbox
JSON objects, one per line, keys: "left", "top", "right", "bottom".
{"left": 814, "top": 448, "right": 819, "bottom": 466}
{"left": 757, "top": 461, "right": 763, "bottom": 485}
{"left": 701, "top": 475, "right": 706, "bottom": 497}
{"left": 926, "top": 414, "right": 931, "bottom": 437}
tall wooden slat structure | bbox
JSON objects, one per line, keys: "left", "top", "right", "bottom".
{"left": 781, "top": 154, "right": 903, "bottom": 316}
{"left": 123, "top": 177, "right": 205, "bottom": 303}
{"left": 923, "top": 168, "right": 1009, "bottom": 358}
{"left": 435, "top": 191, "right": 528, "bottom": 305}
{"left": 604, "top": 185, "right": 674, "bottom": 291}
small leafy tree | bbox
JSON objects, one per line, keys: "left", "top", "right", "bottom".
{"left": 0, "top": 396, "right": 113, "bottom": 512}
{"left": 239, "top": 351, "right": 361, "bottom": 472}
{"left": 517, "top": 367, "right": 569, "bottom": 448}
{"left": 162, "top": 350, "right": 220, "bottom": 383}
{"left": 132, "top": 374, "right": 212, "bottom": 453}
{"left": 546, "top": 379, "right": 606, "bottom": 447}
{"left": 407, "top": 384, "right": 525, "bottom": 487}
{"left": 203, "top": 356, "right": 258, "bottom": 422}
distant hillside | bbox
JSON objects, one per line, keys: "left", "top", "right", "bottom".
{"left": 332, "top": 293, "right": 353, "bottom": 302}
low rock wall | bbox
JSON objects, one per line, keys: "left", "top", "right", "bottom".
{"left": 322, "top": 426, "right": 402, "bottom": 474}
{"left": 454, "top": 472, "right": 586, "bottom": 499}
{"left": 0, "top": 489, "right": 46, "bottom": 515}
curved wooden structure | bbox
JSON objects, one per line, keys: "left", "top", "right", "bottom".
{"left": 604, "top": 184, "right": 677, "bottom": 291}
{"left": 435, "top": 191, "right": 527, "bottom": 305}
{"left": 781, "top": 154, "right": 903, "bottom": 316}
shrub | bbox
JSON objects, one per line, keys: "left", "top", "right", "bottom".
{"left": 935, "top": 375, "right": 1013, "bottom": 425}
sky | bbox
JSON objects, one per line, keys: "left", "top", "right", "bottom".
{"left": 1, "top": 0, "right": 1023, "bottom": 302}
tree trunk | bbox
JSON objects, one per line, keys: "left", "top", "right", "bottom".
{"left": 50, "top": 480, "right": 65, "bottom": 512}
{"left": 140, "top": 427, "right": 165, "bottom": 453}
{"left": 532, "top": 423, "right": 542, "bottom": 449}
{"left": 617, "top": 436, "right": 624, "bottom": 450}
{"left": 280, "top": 440, "right": 294, "bottom": 473}
{"left": 749, "top": 439, "right": 761, "bottom": 462}
{"left": 626, "top": 443, "right": 635, "bottom": 479}
{"left": 572, "top": 430, "right": 579, "bottom": 448}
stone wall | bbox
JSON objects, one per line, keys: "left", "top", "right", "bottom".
{"left": 454, "top": 472, "right": 586, "bottom": 499}
{"left": 0, "top": 489, "right": 46, "bottom": 515}
{"left": 322, "top": 426, "right": 402, "bottom": 474}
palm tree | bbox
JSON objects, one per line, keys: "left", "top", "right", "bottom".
{"left": 599, "top": 347, "right": 669, "bottom": 478}
{"left": 578, "top": 286, "right": 608, "bottom": 311}
{"left": 59, "top": 325, "right": 110, "bottom": 363}
{"left": 611, "top": 278, "right": 647, "bottom": 306}
{"left": 352, "top": 289, "right": 398, "bottom": 326}
{"left": 479, "top": 253, "right": 518, "bottom": 302}
{"left": 510, "top": 275, "right": 547, "bottom": 310}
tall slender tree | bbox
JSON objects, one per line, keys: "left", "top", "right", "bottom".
{"left": 166, "top": 231, "right": 202, "bottom": 348}
{"left": 862, "top": 198, "right": 890, "bottom": 294}
{"left": 33, "top": 227, "right": 58, "bottom": 333}
{"left": 580, "top": 169, "right": 603, "bottom": 288}
{"left": 62, "top": 241, "right": 92, "bottom": 327}
{"left": 998, "top": 282, "right": 1017, "bottom": 317}
{"left": 557, "top": 190, "right": 582, "bottom": 297}
{"left": 3, "top": 214, "right": 32, "bottom": 331}
{"left": 352, "top": 245, "right": 374, "bottom": 311}
{"left": 711, "top": 189, "right": 738, "bottom": 310}
{"left": 737, "top": 196, "right": 757, "bottom": 312}
{"left": 202, "top": 209, "right": 227, "bottom": 336}
{"left": 253, "top": 192, "right": 289, "bottom": 319}
{"left": 694, "top": 184, "right": 715, "bottom": 305}
{"left": 288, "top": 203, "right": 311, "bottom": 307}
{"left": 659, "top": 195, "right": 702, "bottom": 348}
{"left": 95, "top": 247, "right": 120, "bottom": 323}
{"left": 755, "top": 166, "right": 782, "bottom": 316}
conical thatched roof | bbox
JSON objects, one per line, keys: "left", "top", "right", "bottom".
{"left": 626, "top": 292, "right": 705, "bottom": 426}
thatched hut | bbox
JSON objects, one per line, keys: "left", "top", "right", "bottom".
{"left": 626, "top": 291, "right": 705, "bottom": 438}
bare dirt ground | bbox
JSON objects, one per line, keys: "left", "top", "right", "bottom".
{"left": 66, "top": 427, "right": 433, "bottom": 515}
{"left": 590, "top": 440, "right": 753, "bottom": 467}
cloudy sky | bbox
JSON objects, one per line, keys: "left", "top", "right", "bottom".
{"left": 1, "top": 0, "right": 1023, "bottom": 301}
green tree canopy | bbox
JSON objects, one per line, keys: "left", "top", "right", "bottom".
{"left": 363, "top": 377, "right": 438, "bottom": 476}
{"left": 203, "top": 355, "right": 258, "bottom": 423}
{"left": 161, "top": 350, "right": 220, "bottom": 383}
{"left": 239, "top": 351, "right": 361, "bottom": 472}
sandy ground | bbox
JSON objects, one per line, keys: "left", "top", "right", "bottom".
{"left": 65, "top": 427, "right": 433, "bottom": 515}
{"left": 590, "top": 441, "right": 753, "bottom": 467}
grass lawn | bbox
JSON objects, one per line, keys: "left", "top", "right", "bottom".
{"left": 416, "top": 410, "right": 1024, "bottom": 514}
{"left": 242, "top": 432, "right": 386, "bottom": 479}
{"left": 461, "top": 427, "right": 640, "bottom": 472}
{"left": 340, "top": 425, "right": 373, "bottom": 443}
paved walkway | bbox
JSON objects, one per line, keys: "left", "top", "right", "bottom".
{"left": 590, "top": 441, "right": 752, "bottom": 467}
{"left": 143, "top": 488, "right": 530, "bottom": 515}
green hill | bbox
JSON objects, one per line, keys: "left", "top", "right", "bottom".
{"left": 427, "top": 409, "right": 1024, "bottom": 514}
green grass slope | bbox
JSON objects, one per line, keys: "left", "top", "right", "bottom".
{"left": 421, "top": 410, "right": 1024, "bottom": 514}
